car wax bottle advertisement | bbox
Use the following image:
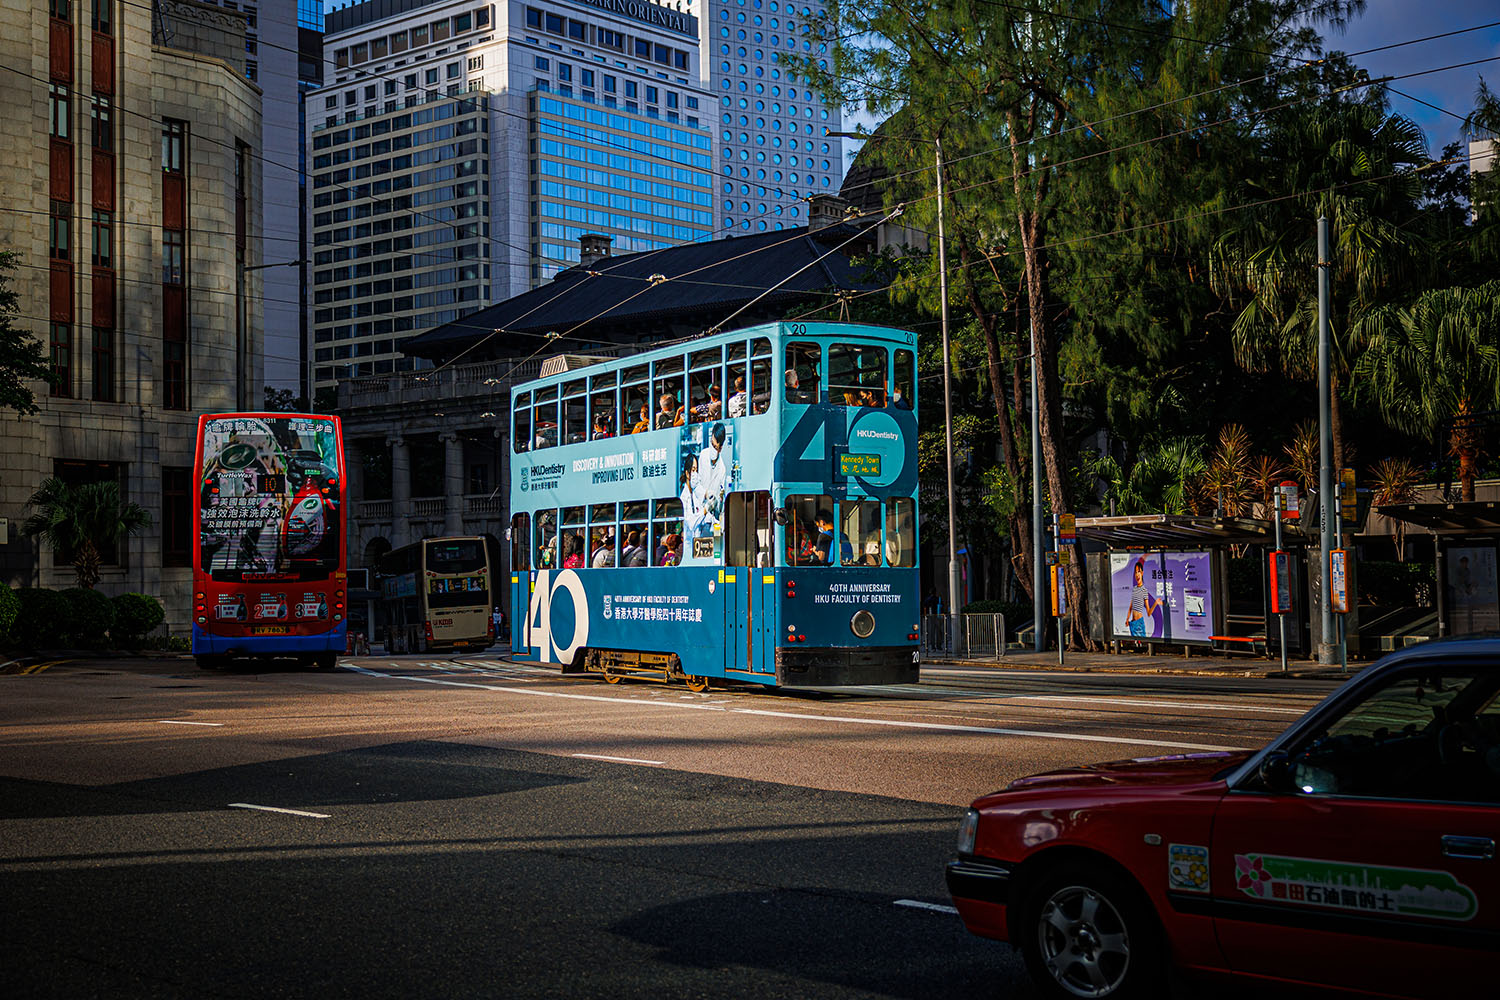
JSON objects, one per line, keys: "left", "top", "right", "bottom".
{"left": 199, "top": 416, "right": 340, "bottom": 578}
{"left": 1110, "top": 551, "right": 1213, "bottom": 643}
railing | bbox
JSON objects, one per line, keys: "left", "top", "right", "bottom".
{"left": 340, "top": 357, "right": 549, "bottom": 408}
{"left": 355, "top": 500, "right": 392, "bottom": 521}
{"left": 412, "top": 497, "right": 444, "bottom": 519}
{"left": 921, "top": 613, "right": 1010, "bottom": 660}
{"left": 465, "top": 494, "right": 505, "bottom": 517}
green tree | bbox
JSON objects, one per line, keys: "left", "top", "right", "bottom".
{"left": 0, "top": 250, "right": 55, "bottom": 414}
{"left": 22, "top": 478, "right": 153, "bottom": 588}
{"left": 1210, "top": 69, "right": 1429, "bottom": 470}
{"left": 1355, "top": 281, "right": 1500, "bottom": 501}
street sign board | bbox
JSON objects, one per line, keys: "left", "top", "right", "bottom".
{"left": 1277, "top": 481, "right": 1300, "bottom": 520}
{"left": 1057, "top": 512, "right": 1076, "bottom": 541}
{"left": 1269, "top": 550, "right": 1294, "bottom": 613}
{"left": 1340, "top": 468, "right": 1357, "bottom": 525}
{"left": 1050, "top": 564, "right": 1067, "bottom": 617}
{"left": 1330, "top": 549, "right": 1349, "bottom": 613}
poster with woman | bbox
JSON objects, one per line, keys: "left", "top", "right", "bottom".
{"left": 1109, "top": 551, "right": 1215, "bottom": 643}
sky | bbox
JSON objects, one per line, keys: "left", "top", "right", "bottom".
{"left": 838, "top": 1, "right": 1500, "bottom": 162}
{"left": 1324, "top": 0, "right": 1500, "bottom": 153}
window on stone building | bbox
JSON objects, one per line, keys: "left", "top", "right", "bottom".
{"left": 162, "top": 466, "right": 191, "bottom": 567}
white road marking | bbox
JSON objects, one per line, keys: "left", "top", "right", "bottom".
{"left": 227, "top": 803, "right": 330, "bottom": 818}
{"left": 344, "top": 665, "right": 1246, "bottom": 752}
{"left": 572, "top": 753, "right": 665, "bottom": 765}
{"left": 158, "top": 720, "right": 224, "bottom": 727}
{"left": 895, "top": 899, "right": 959, "bottom": 915}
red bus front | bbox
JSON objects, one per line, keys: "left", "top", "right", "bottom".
{"left": 191, "top": 412, "right": 347, "bottom": 665}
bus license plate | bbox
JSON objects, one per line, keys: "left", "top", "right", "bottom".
{"left": 251, "top": 626, "right": 288, "bottom": 635}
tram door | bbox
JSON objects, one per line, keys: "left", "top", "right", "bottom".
{"left": 724, "top": 492, "right": 775, "bottom": 675}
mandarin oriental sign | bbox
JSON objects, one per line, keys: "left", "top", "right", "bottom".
{"left": 571, "top": 0, "right": 697, "bottom": 36}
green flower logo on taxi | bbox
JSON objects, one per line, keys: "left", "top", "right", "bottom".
{"left": 1234, "top": 853, "right": 1478, "bottom": 921}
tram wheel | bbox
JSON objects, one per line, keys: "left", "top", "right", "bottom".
{"left": 685, "top": 675, "right": 710, "bottom": 693}
{"left": 603, "top": 667, "right": 622, "bottom": 684}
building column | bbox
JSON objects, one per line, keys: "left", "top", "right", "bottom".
{"left": 442, "top": 431, "right": 464, "bottom": 536}
{"left": 388, "top": 434, "right": 410, "bottom": 548}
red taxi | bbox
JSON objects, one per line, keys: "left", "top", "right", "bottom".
{"left": 947, "top": 639, "right": 1500, "bottom": 999}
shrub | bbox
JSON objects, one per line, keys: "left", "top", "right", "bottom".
{"left": 960, "top": 599, "right": 1031, "bottom": 621}
{"left": 0, "top": 582, "right": 17, "bottom": 640}
{"left": 61, "top": 587, "right": 115, "bottom": 647}
{"left": 111, "top": 592, "right": 165, "bottom": 645}
{"left": 10, "top": 589, "right": 71, "bottom": 648}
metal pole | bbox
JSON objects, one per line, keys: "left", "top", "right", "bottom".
{"left": 1335, "top": 483, "right": 1347, "bottom": 674}
{"left": 935, "top": 137, "right": 963, "bottom": 657}
{"left": 1316, "top": 216, "right": 1335, "bottom": 665}
{"left": 1032, "top": 332, "right": 1045, "bottom": 653}
{"left": 1274, "top": 491, "right": 1288, "bottom": 676}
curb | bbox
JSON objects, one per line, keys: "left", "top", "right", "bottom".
{"left": 922, "top": 656, "right": 1362, "bottom": 681}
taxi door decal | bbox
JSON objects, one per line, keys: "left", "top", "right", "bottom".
{"left": 1233, "top": 853, "right": 1478, "bottom": 921}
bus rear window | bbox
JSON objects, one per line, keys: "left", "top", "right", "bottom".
{"left": 427, "top": 539, "right": 485, "bottom": 572}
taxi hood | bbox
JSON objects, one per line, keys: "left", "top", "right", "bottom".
{"left": 1003, "top": 750, "right": 1252, "bottom": 792}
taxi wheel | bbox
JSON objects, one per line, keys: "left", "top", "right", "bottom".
{"left": 1018, "top": 863, "right": 1164, "bottom": 1000}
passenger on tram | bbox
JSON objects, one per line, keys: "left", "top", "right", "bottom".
{"left": 630, "top": 403, "right": 651, "bottom": 434}
{"left": 592, "top": 412, "right": 613, "bottom": 439}
{"left": 726, "top": 376, "right": 748, "bottom": 418}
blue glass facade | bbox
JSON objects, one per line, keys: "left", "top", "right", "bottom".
{"left": 531, "top": 94, "right": 715, "bottom": 278}
{"left": 703, "top": 0, "right": 842, "bottom": 233}
{"left": 298, "top": 0, "right": 324, "bottom": 31}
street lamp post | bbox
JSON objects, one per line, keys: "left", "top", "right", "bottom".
{"left": 829, "top": 129, "right": 963, "bottom": 654}
{"left": 237, "top": 257, "right": 306, "bottom": 410}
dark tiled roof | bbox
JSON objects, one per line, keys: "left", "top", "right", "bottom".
{"left": 402, "top": 222, "right": 880, "bottom": 362}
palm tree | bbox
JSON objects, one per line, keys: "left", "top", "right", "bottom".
{"left": 1356, "top": 282, "right": 1500, "bottom": 501}
{"left": 1200, "top": 424, "right": 1254, "bottom": 516}
{"left": 1210, "top": 90, "right": 1429, "bottom": 469}
{"left": 22, "top": 477, "right": 152, "bottom": 588}
{"left": 1368, "top": 457, "right": 1423, "bottom": 560}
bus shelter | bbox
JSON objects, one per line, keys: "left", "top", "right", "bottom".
{"left": 1076, "top": 514, "right": 1319, "bottom": 658}
{"left": 1375, "top": 501, "right": 1500, "bottom": 638}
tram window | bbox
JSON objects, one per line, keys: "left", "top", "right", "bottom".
{"left": 652, "top": 498, "right": 683, "bottom": 566}
{"left": 511, "top": 512, "right": 531, "bottom": 571}
{"left": 533, "top": 386, "right": 558, "bottom": 449}
{"left": 589, "top": 504, "right": 616, "bottom": 567}
{"left": 887, "top": 497, "right": 916, "bottom": 567}
{"left": 590, "top": 389, "right": 616, "bottom": 439}
{"left": 725, "top": 361, "right": 748, "bottom": 417}
{"left": 621, "top": 501, "right": 649, "bottom": 566}
{"left": 829, "top": 344, "right": 886, "bottom": 407}
{"left": 842, "top": 499, "right": 884, "bottom": 566}
{"left": 563, "top": 394, "right": 587, "bottom": 444}
{"left": 783, "top": 494, "right": 834, "bottom": 565}
{"left": 892, "top": 349, "right": 915, "bottom": 411}
{"left": 653, "top": 357, "right": 686, "bottom": 429}
{"left": 535, "top": 510, "right": 557, "bottom": 569}
{"left": 513, "top": 392, "right": 531, "bottom": 453}
{"left": 725, "top": 491, "right": 771, "bottom": 567}
{"left": 727, "top": 340, "right": 747, "bottom": 363}
{"left": 561, "top": 504, "right": 585, "bottom": 569}
{"left": 689, "top": 365, "right": 722, "bottom": 422}
{"left": 784, "top": 343, "right": 820, "bottom": 404}
{"left": 623, "top": 377, "right": 651, "bottom": 434}
{"left": 750, "top": 355, "right": 772, "bottom": 414}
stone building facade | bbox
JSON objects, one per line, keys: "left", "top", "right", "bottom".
{"left": 0, "top": 0, "right": 263, "bottom": 634}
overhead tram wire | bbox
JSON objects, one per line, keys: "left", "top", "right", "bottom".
{"left": 784, "top": 144, "right": 1479, "bottom": 326}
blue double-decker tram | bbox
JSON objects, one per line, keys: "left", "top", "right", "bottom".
{"left": 508, "top": 321, "right": 920, "bottom": 689}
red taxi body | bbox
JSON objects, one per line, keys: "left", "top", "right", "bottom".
{"left": 946, "top": 639, "right": 1500, "bottom": 999}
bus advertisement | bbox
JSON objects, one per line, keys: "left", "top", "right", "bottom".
{"left": 509, "top": 322, "right": 919, "bottom": 689}
{"left": 378, "top": 536, "right": 499, "bottom": 653}
{"left": 191, "top": 412, "right": 347, "bottom": 668}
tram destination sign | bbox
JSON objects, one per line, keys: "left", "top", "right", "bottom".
{"left": 838, "top": 452, "right": 882, "bottom": 477}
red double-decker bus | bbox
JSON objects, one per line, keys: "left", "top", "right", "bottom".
{"left": 191, "top": 412, "right": 347, "bottom": 669}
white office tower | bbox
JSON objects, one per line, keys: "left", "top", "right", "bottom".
{"left": 306, "top": 0, "right": 716, "bottom": 388}
{"left": 697, "top": 0, "right": 843, "bottom": 233}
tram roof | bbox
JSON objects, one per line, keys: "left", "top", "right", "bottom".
{"left": 401, "top": 222, "right": 885, "bottom": 363}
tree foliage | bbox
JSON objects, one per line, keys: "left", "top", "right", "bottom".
{"left": 0, "top": 250, "right": 54, "bottom": 415}
{"left": 22, "top": 478, "right": 153, "bottom": 588}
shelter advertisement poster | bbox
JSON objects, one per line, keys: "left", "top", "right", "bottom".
{"left": 1446, "top": 545, "right": 1499, "bottom": 634}
{"left": 1110, "top": 551, "right": 1214, "bottom": 644}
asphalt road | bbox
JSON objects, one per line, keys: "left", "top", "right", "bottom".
{"left": 0, "top": 655, "right": 1341, "bottom": 999}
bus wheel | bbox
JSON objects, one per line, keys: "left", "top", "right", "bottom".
{"left": 195, "top": 654, "right": 224, "bottom": 670}
{"left": 685, "top": 675, "right": 710, "bottom": 693}
{"left": 315, "top": 653, "right": 338, "bottom": 671}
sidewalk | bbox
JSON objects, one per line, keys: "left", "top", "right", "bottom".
{"left": 924, "top": 646, "right": 1364, "bottom": 681}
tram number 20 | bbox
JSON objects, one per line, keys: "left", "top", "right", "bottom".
{"left": 526, "top": 569, "right": 590, "bottom": 664}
